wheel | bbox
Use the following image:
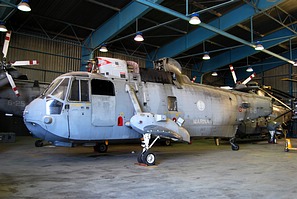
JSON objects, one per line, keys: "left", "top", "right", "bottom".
{"left": 284, "top": 148, "right": 289, "bottom": 152}
{"left": 94, "top": 143, "right": 108, "bottom": 153}
{"left": 137, "top": 152, "right": 144, "bottom": 164}
{"left": 35, "top": 140, "right": 43, "bottom": 147}
{"left": 164, "top": 139, "right": 171, "bottom": 146}
{"left": 142, "top": 151, "right": 156, "bottom": 166}
{"left": 231, "top": 144, "right": 239, "bottom": 151}
{"left": 160, "top": 139, "right": 171, "bottom": 146}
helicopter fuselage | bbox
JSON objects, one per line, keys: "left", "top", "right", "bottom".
{"left": 23, "top": 69, "right": 272, "bottom": 146}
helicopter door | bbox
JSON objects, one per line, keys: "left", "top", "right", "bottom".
{"left": 90, "top": 79, "right": 115, "bottom": 126}
{"left": 67, "top": 78, "right": 91, "bottom": 139}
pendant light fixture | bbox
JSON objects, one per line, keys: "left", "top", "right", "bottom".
{"left": 17, "top": 0, "right": 31, "bottom": 12}
{"left": 134, "top": 18, "right": 144, "bottom": 42}
{"left": 99, "top": 44, "right": 108, "bottom": 52}
{"left": 255, "top": 41, "right": 264, "bottom": 50}
{"left": 202, "top": 41, "right": 210, "bottom": 60}
{"left": 189, "top": 13, "right": 201, "bottom": 25}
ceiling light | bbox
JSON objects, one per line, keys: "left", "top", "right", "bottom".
{"left": 17, "top": 0, "right": 31, "bottom": 12}
{"left": 134, "top": 32, "right": 144, "bottom": 42}
{"left": 0, "top": 22, "right": 7, "bottom": 32}
{"left": 255, "top": 41, "right": 264, "bottom": 50}
{"left": 99, "top": 44, "right": 108, "bottom": 52}
{"left": 246, "top": 67, "right": 253, "bottom": 72}
{"left": 189, "top": 13, "right": 201, "bottom": 25}
{"left": 211, "top": 72, "right": 218, "bottom": 76}
{"left": 202, "top": 52, "right": 210, "bottom": 60}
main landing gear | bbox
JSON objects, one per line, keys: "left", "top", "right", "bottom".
{"left": 268, "top": 130, "right": 277, "bottom": 144}
{"left": 137, "top": 133, "right": 160, "bottom": 166}
{"left": 35, "top": 139, "right": 44, "bottom": 147}
{"left": 93, "top": 141, "right": 108, "bottom": 153}
{"left": 229, "top": 137, "right": 239, "bottom": 151}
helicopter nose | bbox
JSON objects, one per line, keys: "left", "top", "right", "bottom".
{"left": 23, "top": 98, "right": 48, "bottom": 139}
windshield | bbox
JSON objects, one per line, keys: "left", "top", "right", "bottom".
{"left": 41, "top": 77, "right": 69, "bottom": 100}
{"left": 51, "top": 78, "right": 69, "bottom": 100}
{"left": 41, "top": 78, "right": 63, "bottom": 98}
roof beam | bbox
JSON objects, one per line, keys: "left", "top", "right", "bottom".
{"left": 81, "top": 0, "right": 164, "bottom": 68}
{"left": 231, "top": 48, "right": 297, "bottom": 84}
{"left": 135, "top": 0, "right": 287, "bottom": 65}
{"left": 199, "top": 28, "right": 297, "bottom": 73}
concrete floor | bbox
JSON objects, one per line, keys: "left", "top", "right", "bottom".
{"left": 0, "top": 136, "right": 297, "bottom": 199}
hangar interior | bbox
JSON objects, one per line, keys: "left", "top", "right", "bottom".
{"left": 0, "top": 1, "right": 295, "bottom": 120}
{"left": 1, "top": 0, "right": 297, "bottom": 135}
{"left": 2, "top": 1, "right": 297, "bottom": 198}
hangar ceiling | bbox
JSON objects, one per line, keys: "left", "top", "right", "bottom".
{"left": 0, "top": 0, "right": 297, "bottom": 83}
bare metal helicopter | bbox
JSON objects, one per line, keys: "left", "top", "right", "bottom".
{"left": 23, "top": 57, "right": 272, "bottom": 165}
{"left": 0, "top": 31, "right": 49, "bottom": 117}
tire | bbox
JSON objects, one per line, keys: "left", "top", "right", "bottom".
{"left": 94, "top": 143, "right": 108, "bottom": 153}
{"left": 231, "top": 145, "right": 239, "bottom": 151}
{"left": 35, "top": 140, "right": 43, "bottom": 147}
{"left": 137, "top": 152, "right": 144, "bottom": 164}
{"left": 142, "top": 151, "right": 156, "bottom": 166}
{"left": 160, "top": 139, "right": 171, "bottom": 146}
{"left": 164, "top": 139, "right": 171, "bottom": 146}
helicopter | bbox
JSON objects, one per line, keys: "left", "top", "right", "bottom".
{"left": 23, "top": 57, "right": 272, "bottom": 165}
{"left": 0, "top": 31, "right": 49, "bottom": 117}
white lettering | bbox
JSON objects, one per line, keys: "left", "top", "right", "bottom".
{"left": 193, "top": 118, "right": 211, "bottom": 124}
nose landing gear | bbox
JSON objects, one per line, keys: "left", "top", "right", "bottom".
{"left": 137, "top": 133, "right": 160, "bottom": 166}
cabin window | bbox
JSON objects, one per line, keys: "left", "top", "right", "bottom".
{"left": 51, "top": 78, "right": 69, "bottom": 100}
{"left": 46, "top": 98, "right": 63, "bottom": 115}
{"left": 69, "top": 79, "right": 89, "bottom": 101}
{"left": 168, "top": 96, "right": 177, "bottom": 111}
{"left": 91, "top": 79, "right": 115, "bottom": 96}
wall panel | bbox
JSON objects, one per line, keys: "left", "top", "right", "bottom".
{"left": 2, "top": 33, "right": 81, "bottom": 82}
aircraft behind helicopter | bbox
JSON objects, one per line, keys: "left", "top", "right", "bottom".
{"left": 0, "top": 67, "right": 49, "bottom": 117}
{"left": 23, "top": 57, "right": 273, "bottom": 165}
{"left": 226, "top": 65, "right": 294, "bottom": 142}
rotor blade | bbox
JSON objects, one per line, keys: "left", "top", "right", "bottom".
{"left": 11, "top": 60, "right": 39, "bottom": 66}
{"left": 281, "top": 78, "right": 297, "bottom": 82}
{"left": 242, "top": 73, "right": 256, "bottom": 85}
{"left": 2, "top": 31, "right": 11, "bottom": 58}
{"left": 5, "top": 71, "right": 20, "bottom": 96}
{"left": 229, "top": 65, "right": 237, "bottom": 84}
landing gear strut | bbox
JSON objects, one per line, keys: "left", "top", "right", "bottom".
{"left": 230, "top": 137, "right": 239, "bottom": 151}
{"left": 268, "top": 130, "right": 277, "bottom": 144}
{"left": 137, "top": 133, "right": 160, "bottom": 166}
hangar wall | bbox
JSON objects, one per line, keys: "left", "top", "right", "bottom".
{"left": 2, "top": 33, "right": 81, "bottom": 83}
{"left": 2, "top": 33, "right": 194, "bottom": 83}
{"left": 262, "top": 64, "right": 296, "bottom": 97}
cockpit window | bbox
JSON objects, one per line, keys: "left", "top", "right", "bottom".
{"left": 42, "top": 78, "right": 63, "bottom": 97}
{"left": 91, "top": 79, "right": 115, "bottom": 96}
{"left": 68, "top": 79, "right": 89, "bottom": 101}
{"left": 51, "top": 78, "right": 69, "bottom": 100}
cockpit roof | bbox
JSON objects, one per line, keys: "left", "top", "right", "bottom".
{"left": 59, "top": 71, "right": 105, "bottom": 79}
